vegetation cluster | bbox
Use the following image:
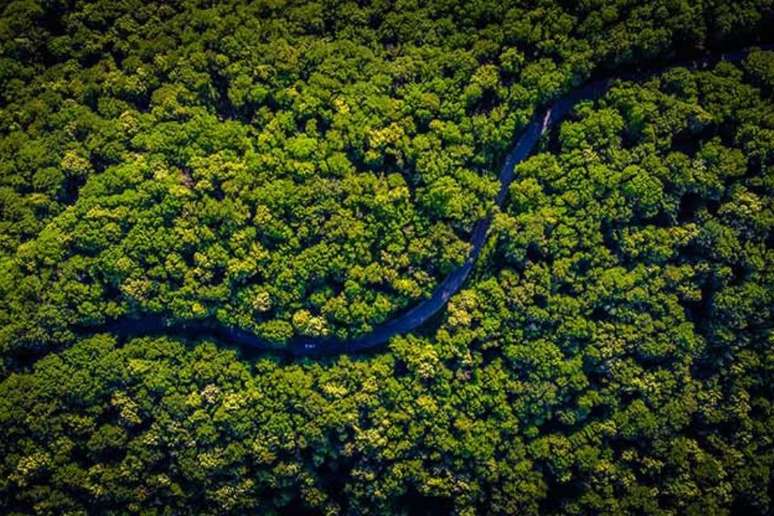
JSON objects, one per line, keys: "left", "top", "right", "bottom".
{"left": 0, "top": 0, "right": 772, "bottom": 514}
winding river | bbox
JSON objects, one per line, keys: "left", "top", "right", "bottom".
{"left": 95, "top": 45, "right": 771, "bottom": 356}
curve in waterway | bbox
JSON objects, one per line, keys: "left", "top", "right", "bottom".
{"left": 95, "top": 45, "right": 771, "bottom": 356}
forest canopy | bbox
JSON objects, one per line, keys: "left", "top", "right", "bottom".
{"left": 0, "top": 0, "right": 773, "bottom": 514}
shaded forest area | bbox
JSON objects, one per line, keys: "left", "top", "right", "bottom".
{"left": 0, "top": 0, "right": 773, "bottom": 514}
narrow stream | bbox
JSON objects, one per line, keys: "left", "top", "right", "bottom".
{"left": 86, "top": 45, "right": 771, "bottom": 356}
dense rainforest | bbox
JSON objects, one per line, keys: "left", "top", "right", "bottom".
{"left": 1, "top": 0, "right": 773, "bottom": 514}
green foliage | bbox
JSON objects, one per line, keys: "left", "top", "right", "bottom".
{"left": 0, "top": 0, "right": 772, "bottom": 514}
